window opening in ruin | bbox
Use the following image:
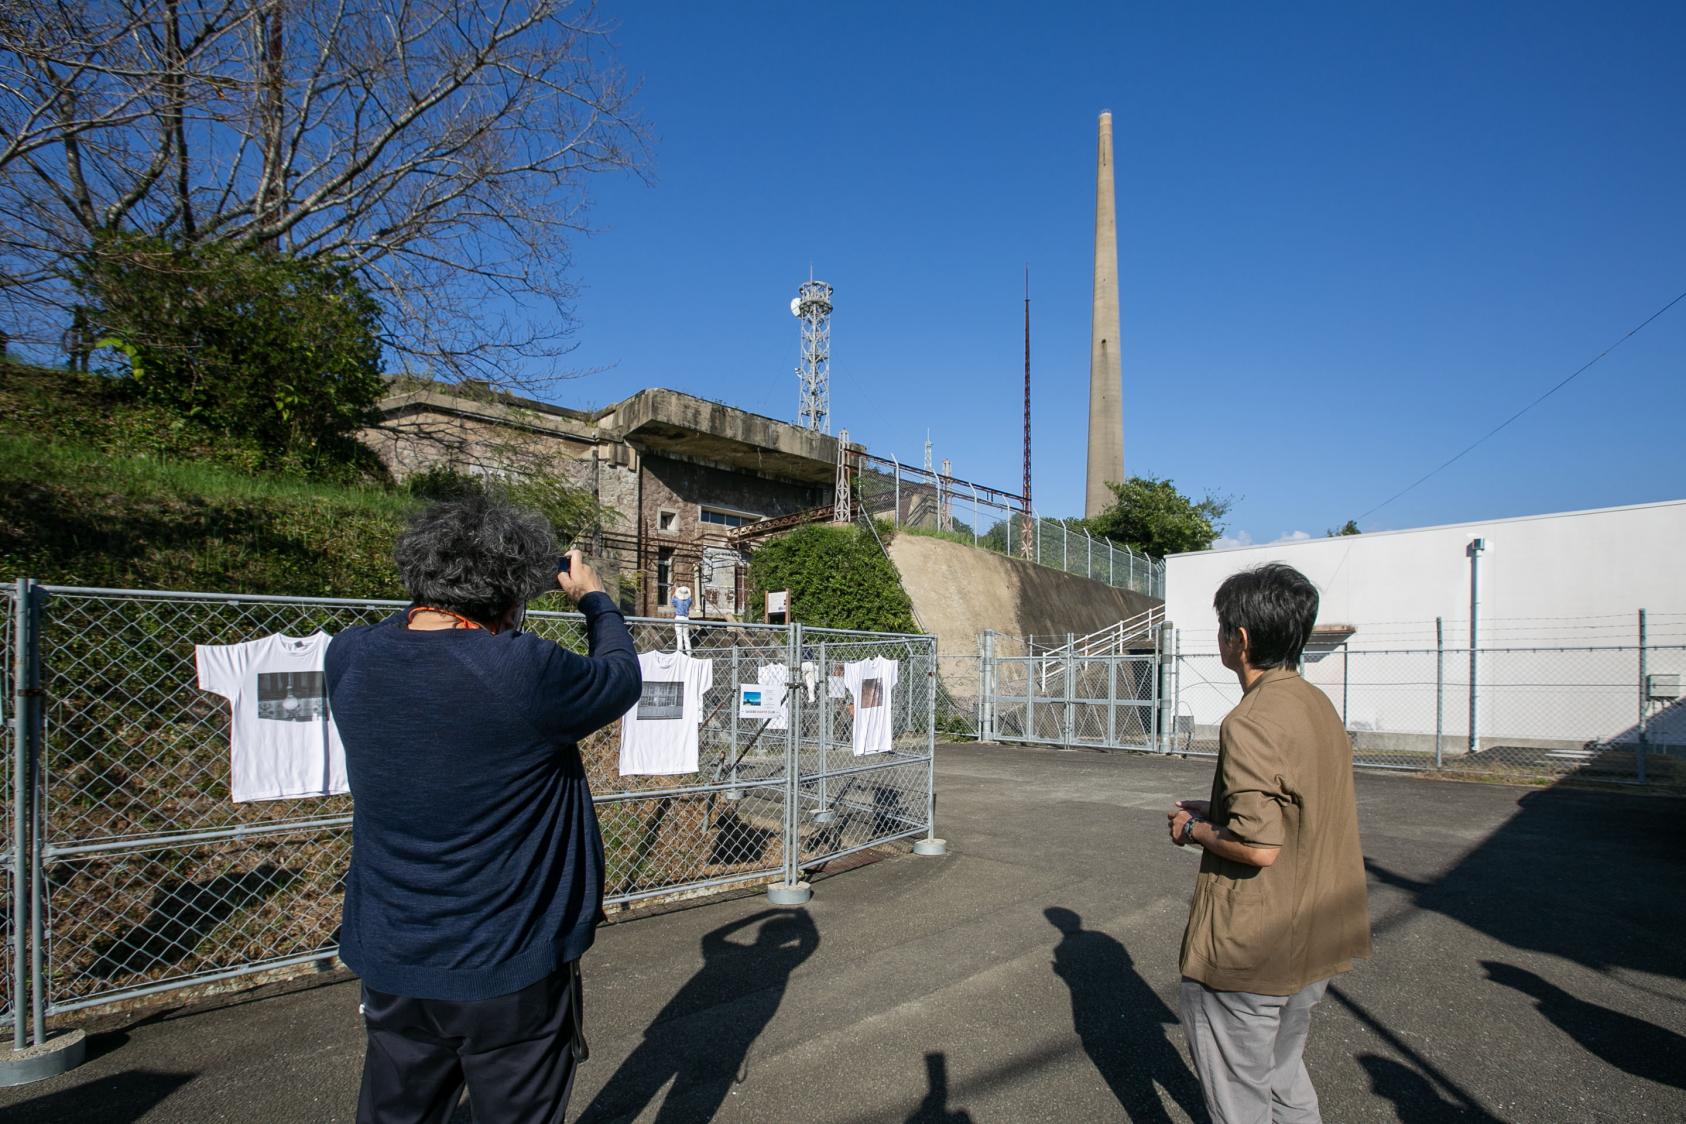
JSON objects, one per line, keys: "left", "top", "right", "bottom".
{"left": 656, "top": 548, "right": 674, "bottom": 605}
{"left": 700, "top": 507, "right": 758, "bottom": 529}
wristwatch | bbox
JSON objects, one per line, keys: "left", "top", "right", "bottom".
{"left": 1180, "top": 815, "right": 1202, "bottom": 845}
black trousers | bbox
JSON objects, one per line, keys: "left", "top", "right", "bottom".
{"left": 357, "top": 964, "right": 583, "bottom": 1124}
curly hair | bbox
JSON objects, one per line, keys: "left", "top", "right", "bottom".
{"left": 394, "top": 490, "right": 557, "bottom": 625}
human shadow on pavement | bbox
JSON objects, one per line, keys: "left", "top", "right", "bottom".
{"left": 89, "top": 863, "right": 293, "bottom": 980}
{"left": 1482, "top": 961, "right": 1686, "bottom": 1090}
{"left": 1044, "top": 906, "right": 1205, "bottom": 1123}
{"left": 576, "top": 908, "right": 819, "bottom": 1123}
{"left": 1364, "top": 784, "right": 1685, "bottom": 983}
{"left": 1358, "top": 1055, "right": 1504, "bottom": 1122}
{"left": 0, "top": 1068, "right": 193, "bottom": 1124}
{"left": 906, "top": 1052, "right": 974, "bottom": 1123}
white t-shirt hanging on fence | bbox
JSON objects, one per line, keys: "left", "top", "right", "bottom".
{"left": 619, "top": 650, "right": 715, "bottom": 775}
{"left": 195, "top": 632, "right": 348, "bottom": 802}
{"left": 751, "top": 663, "right": 790, "bottom": 730}
{"left": 843, "top": 655, "right": 901, "bottom": 756}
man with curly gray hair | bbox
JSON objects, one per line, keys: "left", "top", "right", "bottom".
{"left": 326, "top": 490, "right": 641, "bottom": 1123}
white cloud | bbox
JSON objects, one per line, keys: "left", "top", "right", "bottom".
{"left": 1207, "top": 529, "right": 1312, "bottom": 551}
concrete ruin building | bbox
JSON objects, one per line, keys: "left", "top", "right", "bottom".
{"left": 362, "top": 381, "right": 843, "bottom": 619}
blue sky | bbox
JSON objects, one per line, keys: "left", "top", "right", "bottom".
{"left": 541, "top": 1, "right": 1684, "bottom": 546}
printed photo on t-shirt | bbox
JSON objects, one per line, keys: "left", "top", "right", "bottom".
{"left": 257, "top": 670, "right": 328, "bottom": 722}
{"left": 860, "top": 677, "right": 884, "bottom": 708}
{"left": 637, "top": 680, "right": 685, "bottom": 721}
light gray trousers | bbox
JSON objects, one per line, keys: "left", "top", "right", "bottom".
{"left": 1178, "top": 977, "right": 1330, "bottom": 1124}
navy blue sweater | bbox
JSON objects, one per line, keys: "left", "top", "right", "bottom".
{"left": 325, "top": 592, "right": 640, "bottom": 1001}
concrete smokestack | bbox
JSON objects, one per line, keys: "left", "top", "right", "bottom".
{"left": 1085, "top": 110, "right": 1124, "bottom": 519}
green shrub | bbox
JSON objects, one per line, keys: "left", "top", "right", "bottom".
{"left": 746, "top": 524, "right": 917, "bottom": 633}
{"left": 77, "top": 233, "right": 385, "bottom": 470}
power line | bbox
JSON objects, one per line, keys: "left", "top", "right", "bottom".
{"left": 1357, "top": 286, "right": 1686, "bottom": 523}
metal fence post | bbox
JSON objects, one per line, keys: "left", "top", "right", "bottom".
{"left": 1130, "top": 552, "right": 1137, "bottom": 593}
{"left": 914, "top": 637, "right": 946, "bottom": 855}
{"left": 1434, "top": 616, "right": 1444, "bottom": 769}
{"left": 10, "top": 579, "right": 29, "bottom": 1053}
{"left": 786, "top": 624, "right": 800, "bottom": 876}
{"left": 1034, "top": 516, "right": 1041, "bottom": 564}
{"left": 1467, "top": 538, "right": 1484, "bottom": 756}
{"left": 1155, "top": 623, "right": 1172, "bottom": 754}
{"left": 979, "top": 631, "right": 994, "bottom": 740}
{"left": 728, "top": 645, "right": 741, "bottom": 798}
{"left": 1109, "top": 543, "right": 1115, "bottom": 587}
{"left": 3, "top": 576, "right": 82, "bottom": 1080}
{"left": 1026, "top": 645, "right": 1036, "bottom": 742}
{"left": 769, "top": 621, "right": 810, "bottom": 904}
{"left": 24, "top": 579, "right": 44, "bottom": 1050}
{"left": 1172, "top": 627, "right": 1183, "bottom": 753}
{"left": 1106, "top": 653, "right": 1117, "bottom": 747}
{"left": 1063, "top": 636, "right": 1075, "bottom": 748}
{"left": 1085, "top": 532, "right": 1093, "bottom": 579}
{"left": 1637, "top": 609, "right": 1648, "bottom": 785}
{"left": 891, "top": 457, "right": 901, "bottom": 527}
{"left": 1341, "top": 644, "right": 1350, "bottom": 730}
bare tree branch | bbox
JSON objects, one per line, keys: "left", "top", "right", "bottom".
{"left": 0, "top": 0, "right": 645, "bottom": 387}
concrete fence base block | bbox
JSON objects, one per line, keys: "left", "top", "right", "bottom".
{"left": 913, "top": 837, "right": 948, "bottom": 856}
{"left": 766, "top": 881, "right": 812, "bottom": 906}
{"left": 0, "top": 1029, "right": 87, "bottom": 1087}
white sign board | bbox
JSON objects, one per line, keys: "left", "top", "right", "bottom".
{"left": 766, "top": 590, "right": 790, "bottom": 616}
{"left": 738, "top": 684, "right": 786, "bottom": 727}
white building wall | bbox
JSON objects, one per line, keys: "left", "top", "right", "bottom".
{"left": 1163, "top": 499, "right": 1686, "bottom": 748}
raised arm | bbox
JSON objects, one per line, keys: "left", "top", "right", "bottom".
{"left": 540, "top": 552, "right": 642, "bottom": 741}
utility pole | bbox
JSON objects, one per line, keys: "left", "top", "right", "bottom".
{"left": 1021, "top": 266, "right": 1034, "bottom": 558}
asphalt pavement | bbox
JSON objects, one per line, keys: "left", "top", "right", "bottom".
{"left": 2, "top": 743, "right": 1682, "bottom": 1122}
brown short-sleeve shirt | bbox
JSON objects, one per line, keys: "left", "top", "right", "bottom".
{"left": 1179, "top": 667, "right": 1372, "bottom": 995}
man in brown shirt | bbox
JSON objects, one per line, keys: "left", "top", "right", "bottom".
{"left": 1168, "top": 563, "right": 1370, "bottom": 1123}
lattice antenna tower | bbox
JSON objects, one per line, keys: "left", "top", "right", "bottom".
{"left": 791, "top": 278, "right": 834, "bottom": 433}
{"left": 833, "top": 428, "right": 852, "bottom": 524}
{"left": 940, "top": 457, "right": 952, "bottom": 530}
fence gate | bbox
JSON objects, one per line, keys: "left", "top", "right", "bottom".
{"left": 792, "top": 628, "right": 938, "bottom": 872}
{"left": 984, "top": 650, "right": 1161, "bottom": 752}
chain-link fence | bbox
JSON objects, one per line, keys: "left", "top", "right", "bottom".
{"left": 931, "top": 653, "right": 983, "bottom": 742}
{"left": 0, "top": 581, "right": 937, "bottom": 1040}
{"left": 850, "top": 454, "right": 1163, "bottom": 598}
{"left": 793, "top": 629, "right": 936, "bottom": 870}
{"left": 982, "top": 627, "right": 1684, "bottom": 788}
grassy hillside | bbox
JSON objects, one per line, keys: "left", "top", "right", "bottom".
{"left": 0, "top": 359, "right": 410, "bottom": 596}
